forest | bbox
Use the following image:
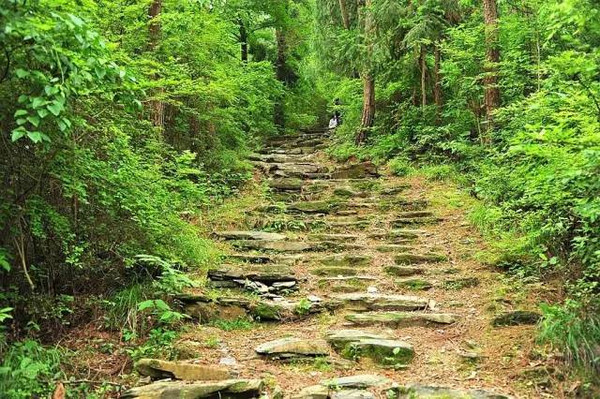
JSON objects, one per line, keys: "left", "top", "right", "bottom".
{"left": 0, "top": 0, "right": 599, "bottom": 397}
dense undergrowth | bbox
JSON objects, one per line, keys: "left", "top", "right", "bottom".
{"left": 322, "top": 0, "right": 600, "bottom": 379}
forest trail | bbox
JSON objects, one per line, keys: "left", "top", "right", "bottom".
{"left": 123, "top": 131, "right": 544, "bottom": 399}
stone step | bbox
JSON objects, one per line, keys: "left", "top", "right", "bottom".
{"left": 309, "top": 233, "right": 362, "bottom": 242}
{"left": 367, "top": 229, "right": 426, "bottom": 240}
{"left": 268, "top": 178, "right": 304, "bottom": 192}
{"left": 227, "top": 254, "right": 302, "bottom": 264}
{"left": 249, "top": 153, "right": 315, "bottom": 164}
{"left": 325, "top": 329, "right": 393, "bottom": 350}
{"left": 384, "top": 265, "right": 423, "bottom": 277}
{"left": 207, "top": 265, "right": 296, "bottom": 283}
{"left": 319, "top": 276, "right": 377, "bottom": 283}
{"left": 375, "top": 244, "right": 415, "bottom": 253}
{"left": 395, "top": 278, "right": 433, "bottom": 291}
{"left": 255, "top": 338, "right": 329, "bottom": 360}
{"left": 121, "top": 379, "right": 263, "bottom": 399}
{"left": 292, "top": 375, "right": 393, "bottom": 399}
{"left": 344, "top": 338, "right": 414, "bottom": 365}
{"left": 332, "top": 293, "right": 431, "bottom": 311}
{"left": 345, "top": 312, "right": 459, "bottom": 326}
{"left": 321, "top": 254, "right": 373, "bottom": 267}
{"left": 392, "top": 216, "right": 441, "bottom": 226}
{"left": 380, "top": 184, "right": 411, "bottom": 195}
{"left": 331, "top": 163, "right": 379, "bottom": 179}
{"left": 322, "top": 375, "right": 392, "bottom": 389}
{"left": 394, "top": 253, "right": 447, "bottom": 264}
{"left": 312, "top": 266, "right": 363, "bottom": 277}
{"left": 215, "top": 231, "right": 287, "bottom": 241}
{"left": 230, "top": 240, "right": 315, "bottom": 252}
{"left": 135, "top": 359, "right": 231, "bottom": 381}
{"left": 387, "top": 385, "right": 513, "bottom": 399}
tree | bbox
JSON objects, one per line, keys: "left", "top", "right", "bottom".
{"left": 483, "top": 0, "right": 500, "bottom": 137}
{"left": 148, "top": 0, "right": 165, "bottom": 129}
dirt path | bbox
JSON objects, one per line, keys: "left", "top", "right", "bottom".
{"left": 123, "top": 130, "right": 547, "bottom": 398}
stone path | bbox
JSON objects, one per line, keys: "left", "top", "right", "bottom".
{"left": 123, "top": 130, "right": 541, "bottom": 398}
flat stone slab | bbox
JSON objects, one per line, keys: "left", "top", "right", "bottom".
{"left": 390, "top": 385, "right": 513, "bottom": 398}
{"left": 392, "top": 217, "right": 440, "bottom": 226}
{"left": 269, "top": 178, "right": 304, "bottom": 191}
{"left": 492, "top": 310, "right": 542, "bottom": 327}
{"left": 255, "top": 338, "right": 329, "bottom": 359}
{"left": 346, "top": 339, "right": 414, "bottom": 365}
{"left": 331, "top": 163, "right": 379, "bottom": 179}
{"left": 368, "top": 229, "right": 425, "bottom": 240}
{"left": 288, "top": 201, "right": 339, "bottom": 214}
{"left": 231, "top": 240, "right": 315, "bottom": 252}
{"left": 216, "top": 231, "right": 286, "bottom": 241}
{"left": 121, "top": 379, "right": 263, "bottom": 399}
{"left": 331, "top": 390, "right": 375, "bottom": 399}
{"left": 227, "top": 254, "right": 302, "bottom": 264}
{"left": 322, "top": 374, "right": 392, "bottom": 389}
{"left": 208, "top": 265, "right": 296, "bottom": 283}
{"left": 384, "top": 265, "right": 423, "bottom": 276}
{"left": 321, "top": 254, "right": 372, "bottom": 267}
{"left": 325, "top": 329, "right": 393, "bottom": 350}
{"left": 394, "top": 253, "right": 447, "bottom": 264}
{"left": 333, "top": 293, "right": 430, "bottom": 311}
{"left": 135, "top": 359, "right": 231, "bottom": 381}
{"left": 312, "top": 267, "right": 361, "bottom": 276}
{"left": 309, "top": 233, "right": 361, "bottom": 242}
{"left": 345, "top": 312, "right": 459, "bottom": 326}
{"left": 375, "top": 244, "right": 414, "bottom": 253}
{"left": 396, "top": 278, "right": 433, "bottom": 290}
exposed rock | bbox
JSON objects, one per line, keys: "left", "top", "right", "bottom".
{"left": 375, "top": 245, "right": 414, "bottom": 253}
{"left": 345, "top": 339, "right": 414, "bottom": 365}
{"left": 392, "top": 217, "right": 440, "bottom": 226}
{"left": 394, "top": 253, "right": 447, "bottom": 264}
{"left": 380, "top": 185, "right": 411, "bottom": 195}
{"left": 269, "top": 178, "right": 304, "bottom": 191}
{"left": 396, "top": 211, "right": 434, "bottom": 218}
{"left": 208, "top": 265, "right": 295, "bottom": 283}
{"left": 255, "top": 338, "right": 329, "bottom": 359}
{"left": 312, "top": 267, "right": 361, "bottom": 277}
{"left": 331, "top": 163, "right": 379, "bottom": 179}
{"left": 231, "top": 240, "right": 315, "bottom": 252}
{"left": 184, "top": 301, "right": 248, "bottom": 323}
{"left": 321, "top": 254, "right": 372, "bottom": 267}
{"left": 121, "top": 379, "right": 263, "bottom": 399}
{"left": 388, "top": 385, "right": 513, "bottom": 399}
{"left": 395, "top": 278, "right": 433, "bottom": 291}
{"left": 384, "top": 265, "right": 423, "bottom": 277}
{"left": 325, "top": 329, "right": 392, "bottom": 350}
{"left": 288, "top": 201, "right": 339, "bottom": 214}
{"left": 322, "top": 375, "right": 391, "bottom": 389}
{"left": 333, "top": 187, "right": 368, "bottom": 198}
{"left": 367, "top": 230, "right": 425, "bottom": 240}
{"left": 492, "top": 311, "right": 542, "bottom": 327}
{"left": 216, "top": 231, "right": 287, "bottom": 241}
{"left": 331, "top": 390, "right": 374, "bottom": 399}
{"left": 135, "top": 359, "right": 231, "bottom": 381}
{"left": 442, "top": 277, "right": 480, "bottom": 290}
{"left": 227, "top": 254, "right": 303, "bottom": 264}
{"left": 345, "top": 312, "right": 458, "bottom": 326}
{"left": 309, "top": 234, "right": 361, "bottom": 242}
{"left": 333, "top": 293, "right": 430, "bottom": 311}
{"left": 292, "top": 385, "right": 329, "bottom": 399}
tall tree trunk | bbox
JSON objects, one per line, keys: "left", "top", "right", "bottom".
{"left": 356, "top": 0, "right": 374, "bottom": 144}
{"left": 420, "top": 45, "right": 427, "bottom": 110}
{"left": 433, "top": 43, "right": 443, "bottom": 120}
{"left": 274, "top": 28, "right": 287, "bottom": 130}
{"left": 148, "top": 0, "right": 164, "bottom": 129}
{"left": 338, "top": 0, "right": 350, "bottom": 29}
{"left": 238, "top": 18, "right": 248, "bottom": 63}
{"left": 483, "top": 0, "right": 500, "bottom": 139}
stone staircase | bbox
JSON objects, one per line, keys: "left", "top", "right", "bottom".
{"left": 122, "top": 129, "right": 522, "bottom": 398}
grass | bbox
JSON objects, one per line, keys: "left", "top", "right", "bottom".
{"left": 209, "top": 317, "right": 256, "bottom": 331}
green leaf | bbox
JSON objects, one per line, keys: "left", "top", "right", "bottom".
{"left": 47, "top": 101, "right": 64, "bottom": 116}
{"left": 31, "top": 97, "right": 45, "bottom": 109}
{"left": 14, "top": 109, "right": 28, "bottom": 117}
{"left": 27, "top": 115, "right": 40, "bottom": 127}
{"left": 27, "top": 131, "right": 43, "bottom": 143}
{"left": 15, "top": 69, "right": 29, "bottom": 78}
{"left": 37, "top": 108, "right": 49, "bottom": 118}
{"left": 137, "top": 300, "right": 156, "bottom": 311}
{"left": 11, "top": 128, "right": 27, "bottom": 141}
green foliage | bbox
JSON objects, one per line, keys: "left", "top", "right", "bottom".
{"left": 0, "top": 340, "right": 64, "bottom": 399}
{"left": 388, "top": 158, "right": 413, "bottom": 177}
{"left": 209, "top": 317, "right": 256, "bottom": 331}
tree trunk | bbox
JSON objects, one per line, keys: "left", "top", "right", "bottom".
{"left": 420, "top": 45, "right": 427, "bottom": 110}
{"left": 238, "top": 18, "right": 248, "bottom": 63}
{"left": 483, "top": 0, "right": 500, "bottom": 139}
{"left": 148, "top": 0, "right": 164, "bottom": 129}
{"left": 356, "top": 74, "right": 375, "bottom": 145}
{"left": 274, "top": 28, "right": 287, "bottom": 130}
{"left": 356, "top": 0, "right": 375, "bottom": 144}
{"left": 338, "top": 0, "right": 350, "bottom": 29}
{"left": 433, "top": 44, "right": 443, "bottom": 120}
